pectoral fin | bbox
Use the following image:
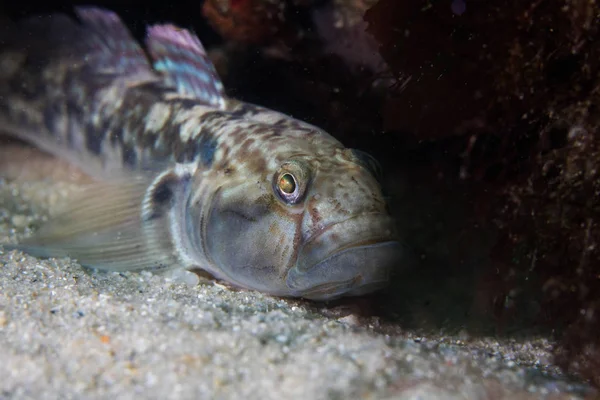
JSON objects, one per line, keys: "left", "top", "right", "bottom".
{"left": 4, "top": 169, "right": 192, "bottom": 273}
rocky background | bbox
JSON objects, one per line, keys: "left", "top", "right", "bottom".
{"left": 2, "top": 0, "right": 600, "bottom": 396}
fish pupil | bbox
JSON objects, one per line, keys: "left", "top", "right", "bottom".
{"left": 279, "top": 174, "right": 296, "bottom": 194}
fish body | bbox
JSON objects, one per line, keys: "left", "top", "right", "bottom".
{"left": 0, "top": 7, "right": 402, "bottom": 300}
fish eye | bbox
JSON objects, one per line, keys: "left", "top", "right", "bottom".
{"left": 279, "top": 173, "right": 296, "bottom": 194}
{"left": 274, "top": 161, "right": 309, "bottom": 205}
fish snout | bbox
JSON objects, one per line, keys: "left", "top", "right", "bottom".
{"left": 287, "top": 213, "right": 402, "bottom": 300}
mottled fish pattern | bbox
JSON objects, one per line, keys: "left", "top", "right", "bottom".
{"left": 0, "top": 7, "right": 401, "bottom": 300}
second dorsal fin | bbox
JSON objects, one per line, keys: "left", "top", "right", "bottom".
{"left": 146, "top": 24, "right": 227, "bottom": 109}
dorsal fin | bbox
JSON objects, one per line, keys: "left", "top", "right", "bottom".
{"left": 145, "top": 24, "right": 227, "bottom": 109}
{"left": 73, "top": 6, "right": 152, "bottom": 76}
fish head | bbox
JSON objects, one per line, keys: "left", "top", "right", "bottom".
{"left": 287, "top": 146, "right": 402, "bottom": 300}
{"left": 188, "top": 130, "right": 402, "bottom": 300}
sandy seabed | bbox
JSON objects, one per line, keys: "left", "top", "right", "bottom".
{"left": 0, "top": 176, "right": 596, "bottom": 400}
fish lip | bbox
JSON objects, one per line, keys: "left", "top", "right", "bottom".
{"left": 295, "top": 276, "right": 390, "bottom": 301}
{"left": 302, "top": 212, "right": 397, "bottom": 250}
{"left": 294, "top": 279, "right": 357, "bottom": 300}
{"left": 287, "top": 240, "right": 402, "bottom": 300}
{"left": 295, "top": 212, "right": 399, "bottom": 273}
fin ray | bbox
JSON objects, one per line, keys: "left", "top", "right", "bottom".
{"left": 4, "top": 171, "right": 193, "bottom": 272}
{"left": 73, "top": 6, "right": 154, "bottom": 76}
{"left": 145, "top": 24, "right": 227, "bottom": 109}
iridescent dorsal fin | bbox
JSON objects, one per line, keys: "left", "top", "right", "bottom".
{"left": 145, "top": 24, "right": 227, "bottom": 109}
{"left": 73, "top": 6, "right": 153, "bottom": 76}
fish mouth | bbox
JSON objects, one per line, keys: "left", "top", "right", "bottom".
{"left": 287, "top": 213, "right": 402, "bottom": 300}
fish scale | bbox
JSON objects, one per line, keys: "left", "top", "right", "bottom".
{"left": 0, "top": 6, "right": 403, "bottom": 300}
